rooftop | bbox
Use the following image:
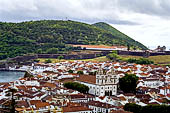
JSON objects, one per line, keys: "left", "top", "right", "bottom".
{"left": 76, "top": 74, "right": 96, "bottom": 84}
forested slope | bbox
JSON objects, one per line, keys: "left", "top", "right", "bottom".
{"left": 0, "top": 20, "right": 147, "bottom": 60}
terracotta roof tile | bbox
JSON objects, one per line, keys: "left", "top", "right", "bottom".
{"left": 35, "top": 102, "right": 50, "bottom": 109}
{"left": 76, "top": 75, "right": 96, "bottom": 84}
{"left": 63, "top": 103, "right": 92, "bottom": 112}
{"left": 30, "top": 100, "right": 41, "bottom": 105}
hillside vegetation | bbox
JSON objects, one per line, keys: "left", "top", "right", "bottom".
{"left": 93, "top": 22, "right": 144, "bottom": 49}
{"left": 0, "top": 20, "right": 147, "bottom": 60}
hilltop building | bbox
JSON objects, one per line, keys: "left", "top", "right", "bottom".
{"left": 154, "top": 46, "right": 166, "bottom": 52}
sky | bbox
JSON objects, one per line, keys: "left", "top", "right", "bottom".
{"left": 0, "top": 0, "right": 170, "bottom": 49}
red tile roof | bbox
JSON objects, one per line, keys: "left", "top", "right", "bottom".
{"left": 76, "top": 75, "right": 96, "bottom": 84}
{"left": 35, "top": 102, "right": 50, "bottom": 109}
{"left": 87, "top": 101, "right": 115, "bottom": 108}
{"left": 62, "top": 103, "right": 92, "bottom": 112}
{"left": 72, "top": 45, "right": 126, "bottom": 49}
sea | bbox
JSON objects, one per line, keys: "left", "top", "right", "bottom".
{"left": 0, "top": 71, "right": 25, "bottom": 83}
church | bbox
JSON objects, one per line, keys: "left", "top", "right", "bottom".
{"left": 76, "top": 68, "right": 119, "bottom": 96}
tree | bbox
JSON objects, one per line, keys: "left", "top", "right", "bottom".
{"left": 124, "top": 103, "right": 142, "bottom": 113}
{"left": 45, "top": 59, "right": 52, "bottom": 63}
{"left": 127, "top": 44, "right": 130, "bottom": 51}
{"left": 77, "top": 70, "right": 84, "bottom": 75}
{"left": 33, "top": 59, "right": 40, "bottom": 63}
{"left": 127, "top": 58, "right": 137, "bottom": 63}
{"left": 106, "top": 52, "right": 120, "bottom": 61}
{"left": 58, "top": 55, "right": 64, "bottom": 60}
{"left": 119, "top": 74, "right": 139, "bottom": 93}
{"left": 124, "top": 103, "right": 170, "bottom": 113}
{"left": 46, "top": 48, "right": 58, "bottom": 54}
{"left": 36, "top": 49, "right": 43, "bottom": 54}
{"left": 68, "top": 69, "right": 74, "bottom": 73}
{"left": 64, "top": 82, "right": 89, "bottom": 94}
{"left": 127, "top": 58, "right": 154, "bottom": 64}
{"left": 0, "top": 53, "right": 7, "bottom": 60}
{"left": 141, "top": 104, "right": 170, "bottom": 113}
{"left": 136, "top": 58, "right": 154, "bottom": 64}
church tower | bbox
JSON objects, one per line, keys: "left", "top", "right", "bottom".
{"left": 96, "top": 68, "right": 118, "bottom": 96}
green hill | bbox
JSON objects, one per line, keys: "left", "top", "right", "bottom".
{"left": 0, "top": 20, "right": 147, "bottom": 60}
{"left": 93, "top": 22, "right": 145, "bottom": 49}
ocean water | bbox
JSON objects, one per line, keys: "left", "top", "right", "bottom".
{"left": 0, "top": 71, "right": 25, "bottom": 83}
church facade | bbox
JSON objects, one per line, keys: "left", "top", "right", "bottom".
{"left": 76, "top": 68, "right": 119, "bottom": 96}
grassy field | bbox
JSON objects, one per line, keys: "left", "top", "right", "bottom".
{"left": 148, "top": 55, "right": 170, "bottom": 65}
{"left": 120, "top": 55, "right": 170, "bottom": 65}
{"left": 38, "top": 55, "right": 170, "bottom": 65}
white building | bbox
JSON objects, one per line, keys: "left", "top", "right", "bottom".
{"left": 143, "top": 78, "right": 163, "bottom": 88}
{"left": 87, "top": 101, "right": 116, "bottom": 113}
{"left": 76, "top": 68, "right": 118, "bottom": 96}
{"left": 160, "top": 86, "right": 170, "bottom": 95}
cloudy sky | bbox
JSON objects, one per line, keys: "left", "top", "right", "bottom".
{"left": 0, "top": 0, "right": 170, "bottom": 49}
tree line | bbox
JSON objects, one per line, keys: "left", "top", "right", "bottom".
{"left": 127, "top": 58, "right": 154, "bottom": 64}
{"left": 124, "top": 103, "right": 170, "bottom": 113}
{"left": 64, "top": 82, "right": 89, "bottom": 94}
{"left": 107, "top": 51, "right": 154, "bottom": 65}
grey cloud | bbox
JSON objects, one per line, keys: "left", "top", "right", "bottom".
{"left": 117, "top": 0, "right": 170, "bottom": 18}
{"left": 0, "top": 0, "right": 170, "bottom": 23}
{"left": 0, "top": 0, "right": 123, "bottom": 24}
